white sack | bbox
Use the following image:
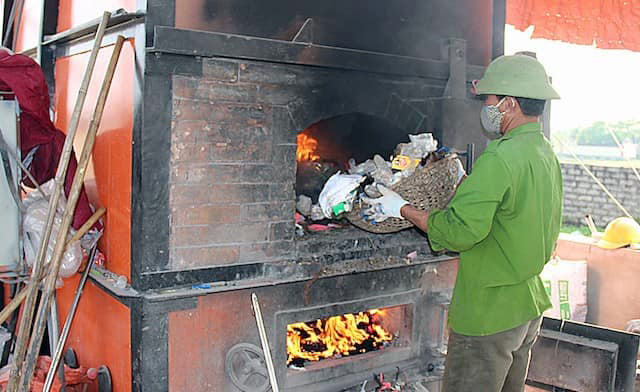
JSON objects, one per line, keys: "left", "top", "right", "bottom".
{"left": 540, "top": 257, "right": 588, "bottom": 322}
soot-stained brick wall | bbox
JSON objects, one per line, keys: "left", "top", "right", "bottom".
{"left": 167, "top": 56, "right": 446, "bottom": 270}
{"left": 561, "top": 162, "right": 640, "bottom": 227}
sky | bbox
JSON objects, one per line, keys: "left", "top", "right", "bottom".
{"left": 504, "top": 25, "right": 640, "bottom": 133}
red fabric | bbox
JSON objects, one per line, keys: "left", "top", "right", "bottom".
{"left": 0, "top": 50, "right": 93, "bottom": 229}
{"left": 507, "top": 0, "right": 640, "bottom": 51}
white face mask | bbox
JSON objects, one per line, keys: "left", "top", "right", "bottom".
{"left": 480, "top": 97, "right": 507, "bottom": 138}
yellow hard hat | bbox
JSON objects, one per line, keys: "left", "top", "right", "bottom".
{"left": 597, "top": 217, "right": 640, "bottom": 249}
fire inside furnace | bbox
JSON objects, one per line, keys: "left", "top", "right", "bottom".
{"left": 295, "top": 113, "right": 406, "bottom": 207}
{"left": 287, "top": 309, "right": 395, "bottom": 367}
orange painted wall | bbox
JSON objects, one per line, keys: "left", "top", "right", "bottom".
{"left": 53, "top": 40, "right": 134, "bottom": 279}
{"left": 52, "top": 36, "right": 135, "bottom": 391}
{"left": 13, "top": 0, "right": 42, "bottom": 52}
{"left": 56, "top": 276, "right": 131, "bottom": 391}
{"left": 57, "top": 0, "right": 137, "bottom": 32}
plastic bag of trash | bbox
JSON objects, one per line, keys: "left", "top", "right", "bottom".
{"left": 22, "top": 180, "right": 82, "bottom": 283}
{"left": 318, "top": 173, "right": 365, "bottom": 219}
{"left": 348, "top": 158, "right": 377, "bottom": 176}
{"left": 408, "top": 133, "right": 438, "bottom": 156}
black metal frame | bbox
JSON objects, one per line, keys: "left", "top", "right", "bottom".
{"left": 1, "top": 0, "right": 14, "bottom": 48}
{"left": 150, "top": 26, "right": 486, "bottom": 80}
{"left": 534, "top": 318, "right": 640, "bottom": 392}
{"left": 492, "top": 0, "right": 506, "bottom": 60}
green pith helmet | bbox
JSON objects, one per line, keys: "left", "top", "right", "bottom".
{"left": 475, "top": 55, "right": 560, "bottom": 100}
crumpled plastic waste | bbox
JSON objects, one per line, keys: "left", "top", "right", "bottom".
{"left": 372, "top": 154, "right": 394, "bottom": 186}
{"left": 364, "top": 184, "right": 382, "bottom": 198}
{"left": 318, "top": 172, "right": 365, "bottom": 219}
{"left": 22, "top": 180, "right": 82, "bottom": 285}
{"left": 296, "top": 195, "right": 313, "bottom": 216}
{"left": 397, "top": 133, "right": 438, "bottom": 158}
{"left": 310, "top": 204, "right": 325, "bottom": 221}
{"left": 80, "top": 228, "right": 103, "bottom": 252}
{"left": 348, "top": 158, "right": 377, "bottom": 176}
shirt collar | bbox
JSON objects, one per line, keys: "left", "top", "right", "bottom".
{"left": 500, "top": 122, "right": 542, "bottom": 140}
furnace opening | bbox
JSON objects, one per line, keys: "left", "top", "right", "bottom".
{"left": 286, "top": 304, "right": 412, "bottom": 368}
{"left": 295, "top": 113, "right": 407, "bottom": 204}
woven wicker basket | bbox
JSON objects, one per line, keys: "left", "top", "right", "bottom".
{"left": 346, "top": 156, "right": 461, "bottom": 233}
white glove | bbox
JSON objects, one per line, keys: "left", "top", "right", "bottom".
{"left": 361, "top": 185, "right": 408, "bottom": 222}
{"left": 360, "top": 203, "right": 388, "bottom": 224}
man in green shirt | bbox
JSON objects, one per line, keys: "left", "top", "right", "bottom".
{"left": 362, "top": 55, "right": 562, "bottom": 391}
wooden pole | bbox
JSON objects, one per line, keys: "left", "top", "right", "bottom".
{"left": 7, "top": 12, "right": 111, "bottom": 392}
{"left": 16, "top": 35, "right": 125, "bottom": 392}
{"left": 65, "top": 207, "right": 105, "bottom": 248}
{"left": 605, "top": 125, "right": 640, "bottom": 184}
{"left": 251, "top": 293, "right": 280, "bottom": 392}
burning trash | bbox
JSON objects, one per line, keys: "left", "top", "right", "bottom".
{"left": 287, "top": 309, "right": 394, "bottom": 367}
{"left": 295, "top": 130, "right": 461, "bottom": 234}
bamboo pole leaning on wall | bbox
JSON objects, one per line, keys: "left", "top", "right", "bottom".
{"left": 605, "top": 125, "right": 640, "bottom": 185}
{"left": 7, "top": 12, "right": 112, "bottom": 392}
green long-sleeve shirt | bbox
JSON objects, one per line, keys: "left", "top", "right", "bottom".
{"left": 428, "top": 122, "right": 562, "bottom": 336}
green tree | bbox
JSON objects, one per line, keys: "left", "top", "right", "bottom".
{"left": 560, "top": 119, "right": 640, "bottom": 146}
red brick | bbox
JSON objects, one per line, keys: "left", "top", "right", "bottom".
{"left": 172, "top": 120, "right": 210, "bottom": 144}
{"left": 171, "top": 143, "right": 210, "bottom": 163}
{"left": 241, "top": 202, "right": 295, "bottom": 223}
{"left": 213, "top": 184, "right": 270, "bottom": 203}
{"left": 172, "top": 204, "right": 241, "bottom": 226}
{"left": 172, "top": 99, "right": 266, "bottom": 125}
{"left": 202, "top": 58, "right": 238, "bottom": 81}
{"left": 208, "top": 223, "right": 269, "bottom": 244}
{"left": 174, "top": 75, "right": 257, "bottom": 102}
{"left": 170, "top": 245, "right": 240, "bottom": 269}
{"left": 171, "top": 164, "right": 244, "bottom": 184}
{"left": 170, "top": 184, "right": 212, "bottom": 205}
{"left": 238, "top": 240, "right": 294, "bottom": 262}
{"left": 194, "top": 81, "right": 257, "bottom": 103}
{"left": 170, "top": 223, "right": 269, "bottom": 247}
{"left": 172, "top": 76, "right": 197, "bottom": 99}
{"left": 170, "top": 226, "right": 210, "bottom": 247}
{"left": 170, "top": 184, "right": 270, "bottom": 206}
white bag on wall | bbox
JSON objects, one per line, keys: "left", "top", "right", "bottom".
{"left": 0, "top": 101, "right": 20, "bottom": 269}
{"left": 22, "top": 180, "right": 82, "bottom": 282}
{"left": 540, "top": 258, "right": 588, "bottom": 322}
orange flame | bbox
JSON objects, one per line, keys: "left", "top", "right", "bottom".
{"left": 287, "top": 309, "right": 393, "bottom": 365}
{"left": 296, "top": 133, "right": 320, "bottom": 162}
